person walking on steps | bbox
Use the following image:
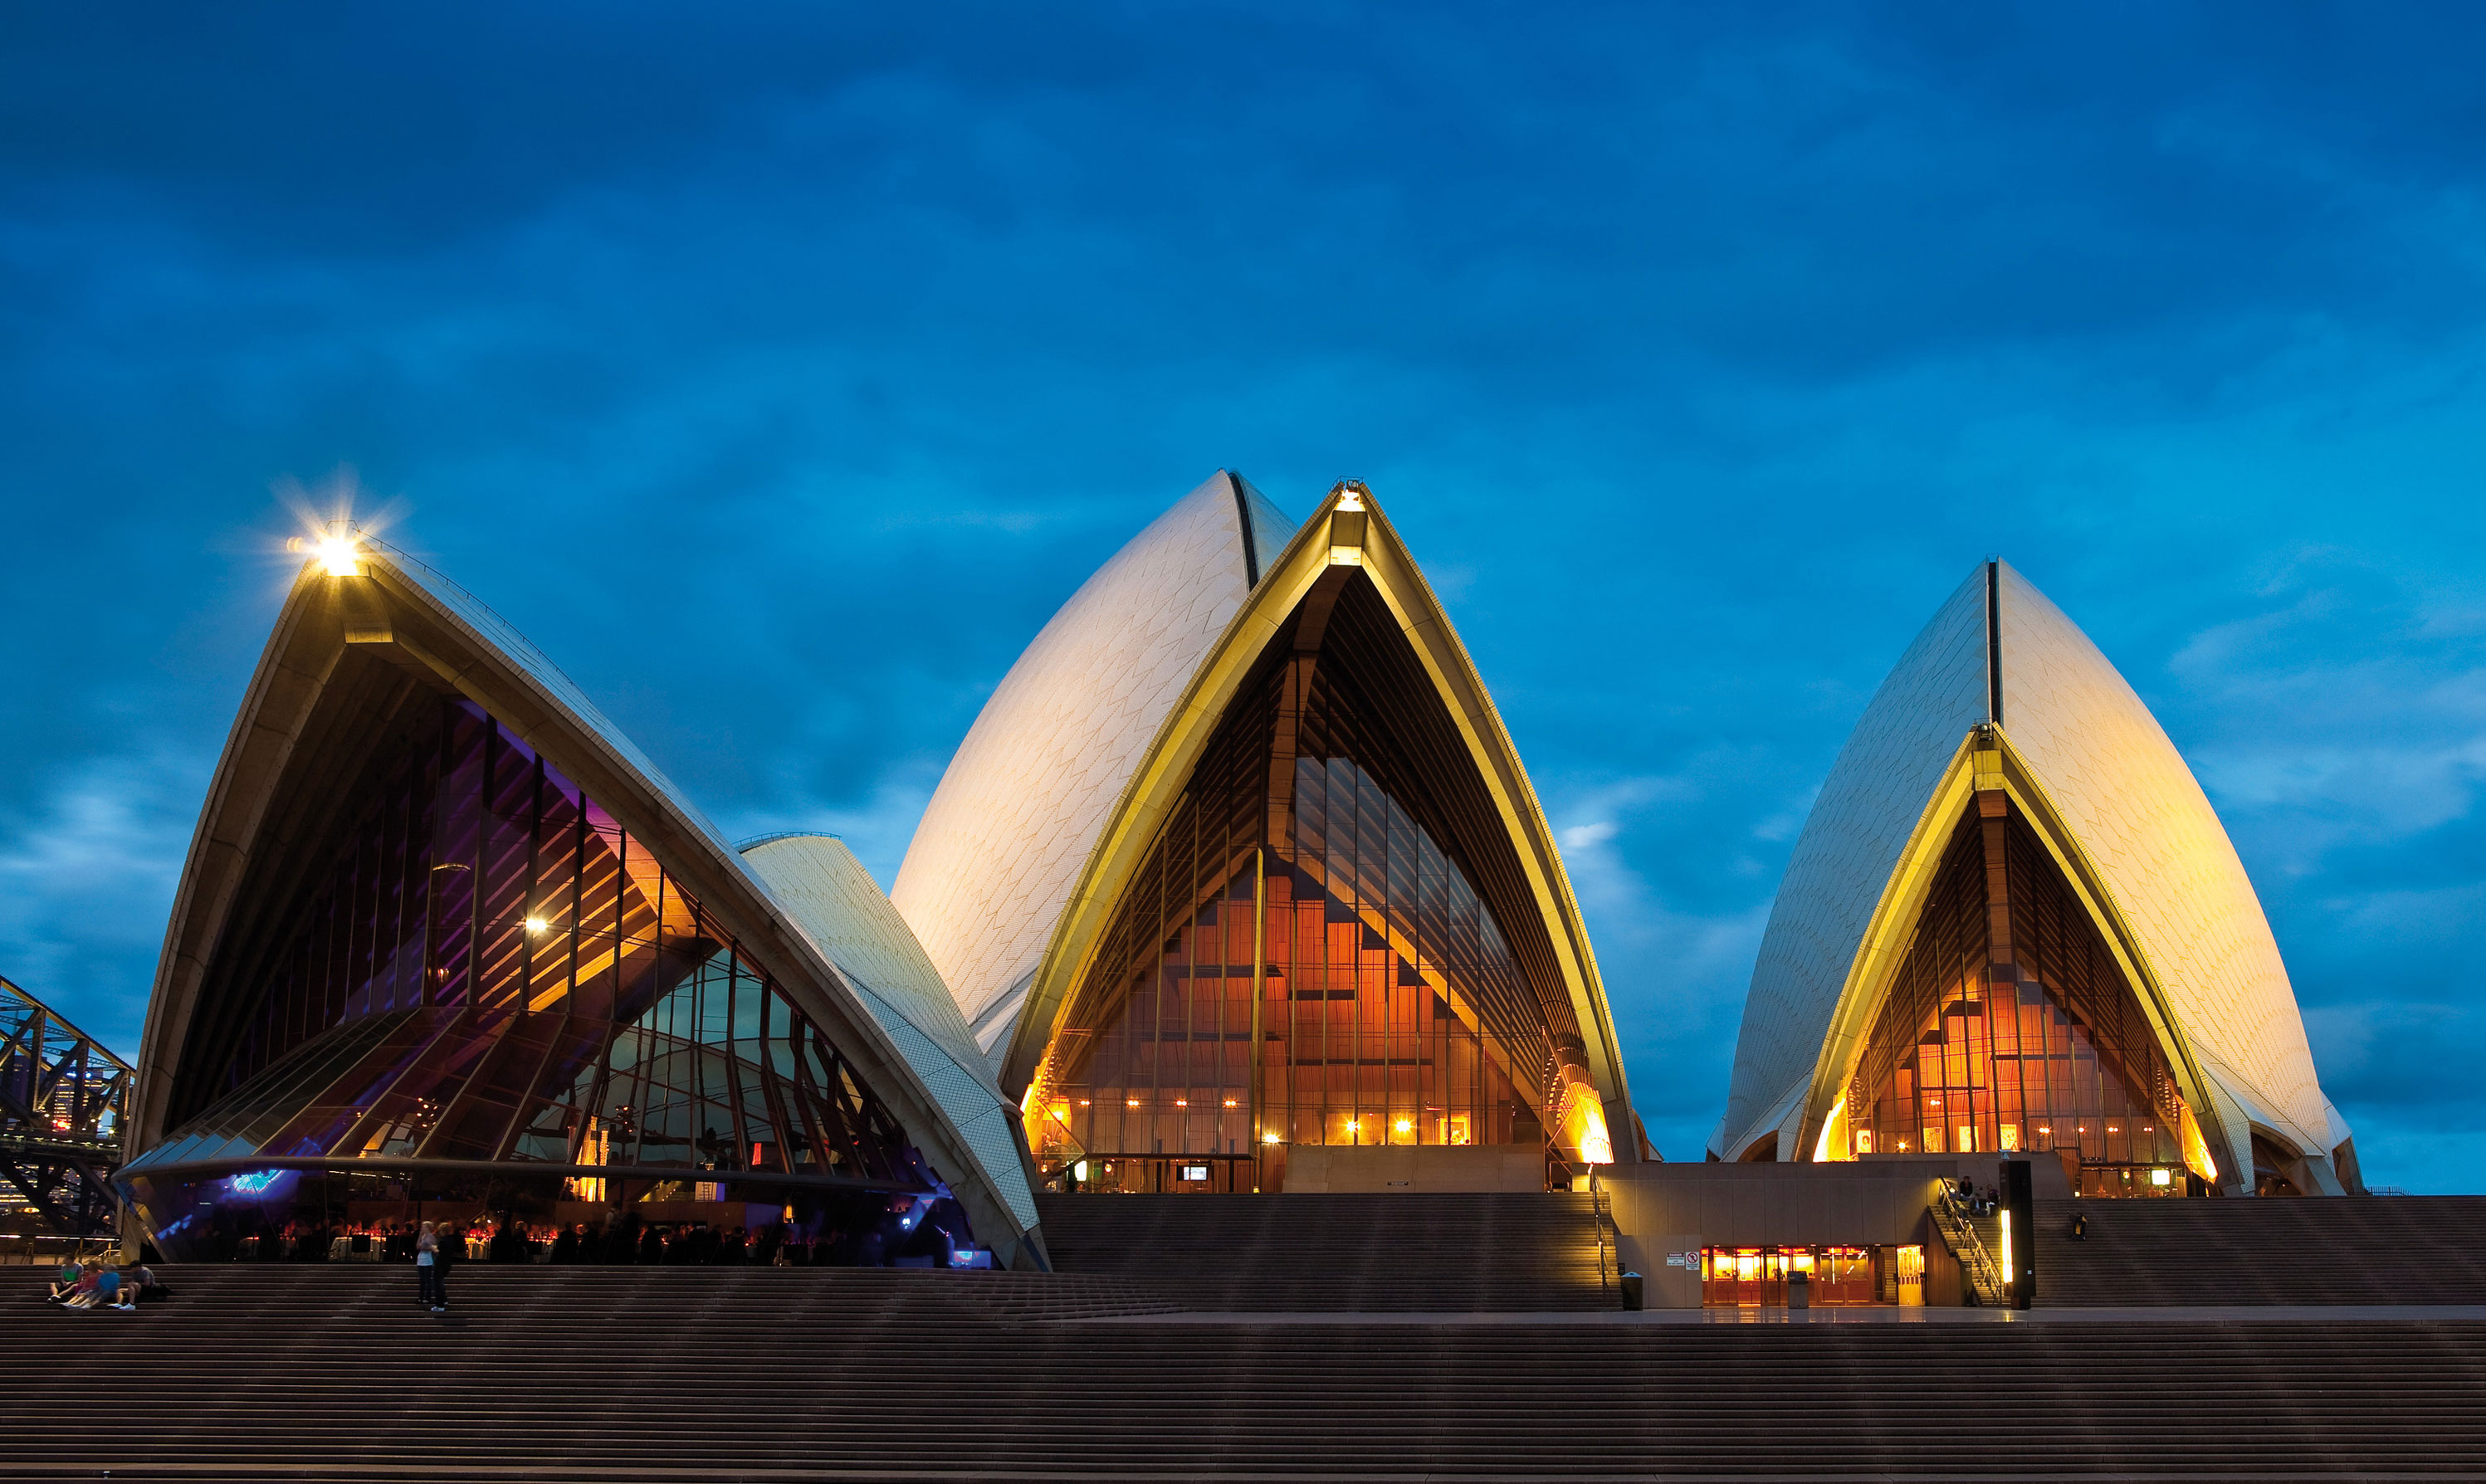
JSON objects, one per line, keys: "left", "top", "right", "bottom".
{"left": 416, "top": 1220, "right": 448, "bottom": 1312}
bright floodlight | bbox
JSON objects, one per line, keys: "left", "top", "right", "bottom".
{"left": 316, "top": 535, "right": 363, "bottom": 577}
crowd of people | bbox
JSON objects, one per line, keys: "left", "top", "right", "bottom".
{"left": 46, "top": 1258, "right": 163, "bottom": 1311}
{"left": 201, "top": 1212, "right": 960, "bottom": 1269}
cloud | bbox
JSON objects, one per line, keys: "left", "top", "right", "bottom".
{"left": 0, "top": 753, "right": 204, "bottom": 1052}
{"left": 7, "top": 6, "right": 2486, "bottom": 1187}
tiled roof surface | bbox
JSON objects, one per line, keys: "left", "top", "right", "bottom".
{"left": 891, "top": 472, "right": 1292, "bottom": 1063}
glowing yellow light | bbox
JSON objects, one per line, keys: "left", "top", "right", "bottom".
{"left": 317, "top": 536, "right": 363, "bottom": 576}
{"left": 1342, "top": 1120, "right": 1359, "bottom": 1134}
{"left": 1394, "top": 1119, "right": 1413, "bottom": 1134}
{"left": 2151, "top": 1168, "right": 2172, "bottom": 1187}
{"left": 1126, "top": 1099, "right": 1140, "bottom": 1108}
{"left": 523, "top": 916, "right": 549, "bottom": 935}
{"left": 1223, "top": 1099, "right": 1238, "bottom": 1108}
{"left": 1263, "top": 1131, "right": 1282, "bottom": 1145}
{"left": 1175, "top": 1100, "right": 1188, "bottom": 1107}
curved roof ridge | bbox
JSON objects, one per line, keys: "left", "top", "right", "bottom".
{"left": 735, "top": 829, "right": 843, "bottom": 850}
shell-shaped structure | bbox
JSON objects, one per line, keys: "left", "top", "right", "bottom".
{"left": 926, "top": 478, "right": 1638, "bottom": 1191}
{"left": 893, "top": 471, "right": 1294, "bottom": 1065}
{"left": 122, "top": 539, "right": 1043, "bottom": 1266}
{"left": 740, "top": 832, "right": 1038, "bottom": 1231}
{"left": 1714, "top": 562, "right": 2352, "bottom": 1196}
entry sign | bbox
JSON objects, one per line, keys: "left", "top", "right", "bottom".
{"left": 1663, "top": 1251, "right": 1699, "bottom": 1269}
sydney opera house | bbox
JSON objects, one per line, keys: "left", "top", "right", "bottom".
{"left": 102, "top": 463, "right": 2393, "bottom": 1291}
{"left": 56, "top": 473, "right": 2486, "bottom": 1483}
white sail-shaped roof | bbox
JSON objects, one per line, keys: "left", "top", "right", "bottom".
{"left": 892, "top": 471, "right": 1293, "bottom": 1072}
{"left": 740, "top": 833, "right": 1040, "bottom": 1231}
{"left": 1715, "top": 562, "right": 2345, "bottom": 1189}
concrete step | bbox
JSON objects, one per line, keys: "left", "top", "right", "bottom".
{"left": 6, "top": 1265, "right": 2485, "bottom": 1479}
{"left": 1036, "top": 1190, "right": 1614, "bottom": 1311}
{"left": 2036, "top": 1194, "right": 2486, "bottom": 1306}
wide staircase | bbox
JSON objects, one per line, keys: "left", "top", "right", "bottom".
{"left": 2037, "top": 1194, "right": 2486, "bottom": 1306}
{"left": 9, "top": 1264, "right": 2486, "bottom": 1480}
{"left": 1035, "top": 1190, "right": 1613, "bottom": 1311}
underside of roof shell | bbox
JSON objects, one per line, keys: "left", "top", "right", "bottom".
{"left": 129, "top": 546, "right": 1040, "bottom": 1261}
{"left": 1714, "top": 562, "right": 2344, "bottom": 1189}
{"left": 891, "top": 471, "right": 1294, "bottom": 1070}
{"left": 739, "top": 833, "right": 1041, "bottom": 1232}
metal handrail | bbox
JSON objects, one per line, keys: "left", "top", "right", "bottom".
{"left": 1931, "top": 1193, "right": 2009, "bottom": 1306}
{"left": 1590, "top": 1168, "right": 1611, "bottom": 1296}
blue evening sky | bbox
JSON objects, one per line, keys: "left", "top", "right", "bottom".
{"left": 6, "top": 5, "right": 2484, "bottom": 1187}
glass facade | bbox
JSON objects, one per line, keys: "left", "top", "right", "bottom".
{"left": 127, "top": 697, "right": 975, "bottom": 1262}
{"left": 1845, "top": 798, "right": 2202, "bottom": 1190}
{"left": 1701, "top": 1246, "right": 1904, "bottom": 1306}
{"left": 1028, "top": 575, "right": 1580, "bottom": 1193}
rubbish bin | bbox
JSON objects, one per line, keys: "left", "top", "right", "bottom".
{"left": 1788, "top": 1270, "right": 1810, "bottom": 1310}
{"left": 1619, "top": 1272, "right": 1644, "bottom": 1311}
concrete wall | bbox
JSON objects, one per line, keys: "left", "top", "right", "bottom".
{"left": 1602, "top": 1159, "right": 1991, "bottom": 1306}
{"left": 1606, "top": 1159, "right": 1957, "bottom": 1247}
{"left": 1282, "top": 1145, "right": 1545, "bottom": 1193}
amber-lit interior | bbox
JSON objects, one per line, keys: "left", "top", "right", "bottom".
{"left": 1700, "top": 1245, "right": 1909, "bottom": 1306}
{"left": 1844, "top": 795, "right": 2205, "bottom": 1192}
{"left": 1028, "top": 573, "right": 1593, "bottom": 1191}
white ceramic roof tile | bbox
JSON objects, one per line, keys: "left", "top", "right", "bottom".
{"left": 891, "top": 472, "right": 1296, "bottom": 1058}
{"left": 1994, "top": 565, "right": 2332, "bottom": 1148}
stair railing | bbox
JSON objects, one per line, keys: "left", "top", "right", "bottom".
{"left": 1590, "top": 1167, "right": 1611, "bottom": 1298}
{"left": 1929, "top": 1190, "right": 2010, "bottom": 1307}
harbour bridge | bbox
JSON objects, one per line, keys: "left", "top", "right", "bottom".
{"left": 1, "top": 975, "right": 129, "bottom": 1244}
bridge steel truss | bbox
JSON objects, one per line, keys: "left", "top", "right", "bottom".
{"left": 0, "top": 976, "right": 131, "bottom": 1239}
